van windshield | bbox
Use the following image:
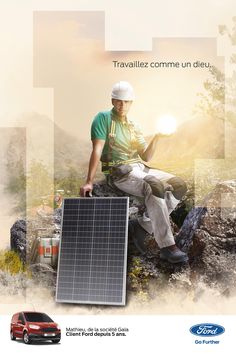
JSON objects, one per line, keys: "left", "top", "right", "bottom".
{"left": 24, "top": 312, "right": 53, "bottom": 323}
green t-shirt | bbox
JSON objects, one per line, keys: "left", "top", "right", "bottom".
{"left": 91, "top": 109, "right": 147, "bottom": 164}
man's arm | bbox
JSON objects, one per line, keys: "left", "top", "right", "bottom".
{"left": 139, "top": 134, "right": 159, "bottom": 162}
{"left": 80, "top": 139, "right": 105, "bottom": 196}
{"left": 139, "top": 133, "right": 170, "bottom": 162}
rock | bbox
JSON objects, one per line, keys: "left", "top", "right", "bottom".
{"left": 176, "top": 180, "right": 236, "bottom": 287}
{"left": 170, "top": 186, "right": 194, "bottom": 227}
{"left": 93, "top": 180, "right": 145, "bottom": 218}
{"left": 54, "top": 207, "right": 62, "bottom": 224}
{"left": 175, "top": 207, "right": 206, "bottom": 252}
{"left": 10, "top": 220, "right": 27, "bottom": 262}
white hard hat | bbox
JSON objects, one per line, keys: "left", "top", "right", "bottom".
{"left": 111, "top": 81, "right": 135, "bottom": 101}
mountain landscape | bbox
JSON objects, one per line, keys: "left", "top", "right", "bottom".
{"left": 7, "top": 113, "right": 92, "bottom": 179}
{"left": 6, "top": 112, "right": 235, "bottom": 180}
{"left": 150, "top": 116, "right": 225, "bottom": 165}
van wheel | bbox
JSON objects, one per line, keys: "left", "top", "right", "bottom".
{"left": 10, "top": 331, "right": 16, "bottom": 340}
{"left": 52, "top": 339, "right": 60, "bottom": 343}
{"left": 23, "top": 332, "right": 31, "bottom": 344}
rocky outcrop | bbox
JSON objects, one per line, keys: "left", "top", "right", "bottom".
{"left": 10, "top": 180, "right": 236, "bottom": 294}
{"left": 92, "top": 180, "right": 145, "bottom": 218}
{"left": 9, "top": 180, "right": 188, "bottom": 264}
{"left": 10, "top": 220, "right": 27, "bottom": 262}
{"left": 176, "top": 180, "right": 236, "bottom": 287}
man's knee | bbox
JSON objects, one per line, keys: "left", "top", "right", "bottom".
{"left": 167, "top": 177, "right": 187, "bottom": 200}
{"left": 143, "top": 175, "right": 165, "bottom": 199}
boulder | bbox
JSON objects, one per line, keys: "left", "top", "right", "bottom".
{"left": 170, "top": 185, "right": 194, "bottom": 227}
{"left": 10, "top": 220, "right": 27, "bottom": 262}
{"left": 92, "top": 180, "right": 145, "bottom": 218}
{"left": 176, "top": 180, "right": 236, "bottom": 287}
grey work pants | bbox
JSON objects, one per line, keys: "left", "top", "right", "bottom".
{"left": 112, "top": 163, "right": 185, "bottom": 248}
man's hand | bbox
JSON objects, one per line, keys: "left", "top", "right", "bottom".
{"left": 140, "top": 132, "right": 174, "bottom": 162}
{"left": 80, "top": 183, "right": 93, "bottom": 197}
{"left": 155, "top": 132, "right": 174, "bottom": 138}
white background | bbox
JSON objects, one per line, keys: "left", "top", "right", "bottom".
{"left": 1, "top": 315, "right": 235, "bottom": 353}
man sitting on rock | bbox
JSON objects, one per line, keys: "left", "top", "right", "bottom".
{"left": 80, "top": 81, "right": 188, "bottom": 264}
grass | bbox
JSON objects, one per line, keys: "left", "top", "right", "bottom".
{"left": 0, "top": 250, "right": 25, "bottom": 274}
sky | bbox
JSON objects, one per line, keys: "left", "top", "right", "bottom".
{"left": 33, "top": 12, "right": 224, "bottom": 139}
{"left": 0, "top": 1, "right": 234, "bottom": 140}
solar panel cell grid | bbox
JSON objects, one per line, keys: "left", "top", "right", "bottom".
{"left": 56, "top": 197, "right": 129, "bottom": 305}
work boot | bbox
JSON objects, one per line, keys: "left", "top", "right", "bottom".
{"left": 128, "top": 219, "right": 147, "bottom": 255}
{"left": 160, "top": 245, "right": 188, "bottom": 264}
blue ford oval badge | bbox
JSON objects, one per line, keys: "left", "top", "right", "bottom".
{"left": 190, "top": 323, "right": 225, "bottom": 337}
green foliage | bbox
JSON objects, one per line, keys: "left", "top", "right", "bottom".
{"left": 6, "top": 157, "right": 26, "bottom": 194}
{"left": 218, "top": 17, "right": 236, "bottom": 127}
{"left": 195, "top": 66, "right": 225, "bottom": 120}
{"left": 219, "top": 16, "right": 236, "bottom": 45}
{"left": 5, "top": 141, "right": 26, "bottom": 214}
{"left": 54, "top": 166, "right": 84, "bottom": 197}
{"left": 195, "top": 17, "right": 236, "bottom": 126}
{"left": 6, "top": 157, "right": 26, "bottom": 214}
{"left": 0, "top": 250, "right": 24, "bottom": 274}
{"left": 5, "top": 131, "right": 26, "bottom": 190}
{"left": 225, "top": 71, "right": 236, "bottom": 127}
{"left": 5, "top": 131, "right": 26, "bottom": 214}
{"left": 128, "top": 256, "right": 158, "bottom": 301}
{"left": 27, "top": 160, "right": 53, "bottom": 207}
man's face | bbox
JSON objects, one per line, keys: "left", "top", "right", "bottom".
{"left": 112, "top": 99, "right": 132, "bottom": 117}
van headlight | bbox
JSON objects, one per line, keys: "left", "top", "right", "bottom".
{"left": 29, "top": 324, "right": 40, "bottom": 330}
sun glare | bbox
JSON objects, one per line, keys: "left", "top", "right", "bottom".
{"left": 156, "top": 115, "right": 177, "bottom": 135}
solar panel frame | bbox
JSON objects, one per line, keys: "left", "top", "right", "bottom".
{"left": 55, "top": 197, "right": 129, "bottom": 306}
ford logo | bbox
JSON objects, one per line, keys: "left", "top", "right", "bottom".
{"left": 190, "top": 323, "right": 225, "bottom": 337}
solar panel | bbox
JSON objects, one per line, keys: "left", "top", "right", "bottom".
{"left": 56, "top": 197, "right": 129, "bottom": 306}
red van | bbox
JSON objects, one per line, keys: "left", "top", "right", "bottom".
{"left": 10, "top": 311, "right": 61, "bottom": 344}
